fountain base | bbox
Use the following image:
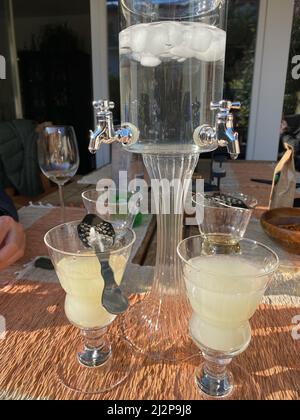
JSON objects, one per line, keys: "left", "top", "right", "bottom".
{"left": 123, "top": 153, "right": 199, "bottom": 362}
{"left": 122, "top": 291, "right": 198, "bottom": 362}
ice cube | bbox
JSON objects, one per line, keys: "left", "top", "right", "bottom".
{"left": 120, "top": 47, "right": 131, "bottom": 55}
{"left": 159, "top": 51, "right": 174, "bottom": 62}
{"left": 191, "top": 26, "right": 213, "bottom": 53}
{"left": 196, "top": 31, "right": 226, "bottom": 62}
{"left": 131, "top": 52, "right": 142, "bottom": 62}
{"left": 140, "top": 53, "right": 162, "bottom": 67}
{"left": 159, "top": 52, "right": 174, "bottom": 59}
{"left": 148, "top": 24, "right": 170, "bottom": 55}
{"left": 120, "top": 31, "right": 130, "bottom": 49}
{"left": 131, "top": 25, "right": 149, "bottom": 53}
{"left": 170, "top": 45, "right": 195, "bottom": 59}
{"left": 182, "top": 29, "right": 193, "bottom": 49}
{"left": 168, "top": 22, "right": 184, "bottom": 48}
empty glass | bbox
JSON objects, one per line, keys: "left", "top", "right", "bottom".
{"left": 177, "top": 236, "right": 279, "bottom": 399}
{"left": 44, "top": 221, "right": 136, "bottom": 393}
{"left": 82, "top": 188, "right": 141, "bottom": 232}
{"left": 38, "top": 126, "right": 79, "bottom": 222}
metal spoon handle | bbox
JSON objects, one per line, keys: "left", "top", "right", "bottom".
{"left": 99, "top": 260, "right": 117, "bottom": 290}
{"left": 93, "top": 244, "right": 117, "bottom": 288}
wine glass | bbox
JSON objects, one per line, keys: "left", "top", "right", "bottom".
{"left": 38, "top": 126, "right": 80, "bottom": 221}
{"left": 177, "top": 236, "right": 279, "bottom": 399}
{"left": 82, "top": 188, "right": 141, "bottom": 232}
{"left": 44, "top": 221, "right": 136, "bottom": 393}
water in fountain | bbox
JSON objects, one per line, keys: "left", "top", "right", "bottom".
{"left": 120, "top": 21, "right": 226, "bottom": 154}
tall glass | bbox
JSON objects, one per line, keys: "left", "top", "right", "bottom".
{"left": 38, "top": 126, "right": 79, "bottom": 222}
{"left": 44, "top": 222, "right": 136, "bottom": 393}
{"left": 121, "top": 0, "right": 229, "bottom": 362}
{"left": 177, "top": 236, "right": 279, "bottom": 399}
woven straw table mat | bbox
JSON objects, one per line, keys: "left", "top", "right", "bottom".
{"left": 0, "top": 208, "right": 299, "bottom": 400}
{"left": 0, "top": 282, "right": 299, "bottom": 400}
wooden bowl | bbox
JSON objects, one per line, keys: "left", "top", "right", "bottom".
{"left": 261, "top": 208, "right": 300, "bottom": 254}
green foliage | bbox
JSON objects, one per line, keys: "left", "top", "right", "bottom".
{"left": 224, "top": 1, "right": 259, "bottom": 136}
{"left": 225, "top": 0, "right": 300, "bottom": 134}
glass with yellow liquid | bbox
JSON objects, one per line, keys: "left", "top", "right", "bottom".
{"left": 193, "top": 192, "right": 254, "bottom": 250}
{"left": 44, "top": 221, "right": 136, "bottom": 394}
{"left": 177, "top": 236, "right": 279, "bottom": 399}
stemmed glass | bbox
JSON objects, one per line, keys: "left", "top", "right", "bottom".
{"left": 38, "top": 126, "right": 80, "bottom": 222}
{"left": 177, "top": 236, "right": 279, "bottom": 399}
{"left": 44, "top": 221, "right": 136, "bottom": 393}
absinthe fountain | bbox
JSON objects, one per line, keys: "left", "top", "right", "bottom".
{"left": 89, "top": 0, "right": 241, "bottom": 361}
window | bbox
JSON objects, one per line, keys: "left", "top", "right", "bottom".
{"left": 224, "top": 0, "right": 260, "bottom": 158}
{"left": 0, "top": 0, "right": 16, "bottom": 121}
{"left": 10, "top": 0, "right": 94, "bottom": 174}
{"left": 283, "top": 0, "right": 300, "bottom": 118}
{"left": 107, "top": 0, "right": 120, "bottom": 123}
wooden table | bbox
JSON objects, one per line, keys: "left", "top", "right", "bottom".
{"left": 33, "top": 161, "right": 281, "bottom": 211}
{"left": 0, "top": 162, "right": 299, "bottom": 400}
{"left": 33, "top": 160, "right": 286, "bottom": 267}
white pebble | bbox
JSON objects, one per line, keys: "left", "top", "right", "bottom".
{"left": 140, "top": 54, "right": 162, "bottom": 67}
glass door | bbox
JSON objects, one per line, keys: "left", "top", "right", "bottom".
{"left": 283, "top": 0, "right": 300, "bottom": 116}
{"left": 224, "top": 0, "right": 261, "bottom": 159}
{"left": 281, "top": 0, "right": 300, "bottom": 171}
{"left": 0, "top": 0, "right": 22, "bottom": 121}
{"left": 12, "top": 0, "right": 94, "bottom": 174}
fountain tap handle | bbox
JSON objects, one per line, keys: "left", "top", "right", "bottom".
{"left": 89, "top": 99, "right": 139, "bottom": 153}
{"left": 93, "top": 100, "right": 115, "bottom": 113}
{"left": 211, "top": 101, "right": 241, "bottom": 113}
{"left": 210, "top": 100, "right": 241, "bottom": 160}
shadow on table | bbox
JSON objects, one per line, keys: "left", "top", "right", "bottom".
{"left": 0, "top": 280, "right": 68, "bottom": 333}
{"left": 242, "top": 305, "right": 300, "bottom": 400}
{"left": 0, "top": 283, "right": 299, "bottom": 400}
{"left": 171, "top": 305, "right": 300, "bottom": 400}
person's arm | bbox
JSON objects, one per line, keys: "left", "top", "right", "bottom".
{"left": 0, "top": 189, "right": 25, "bottom": 270}
{"left": 0, "top": 189, "right": 19, "bottom": 221}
